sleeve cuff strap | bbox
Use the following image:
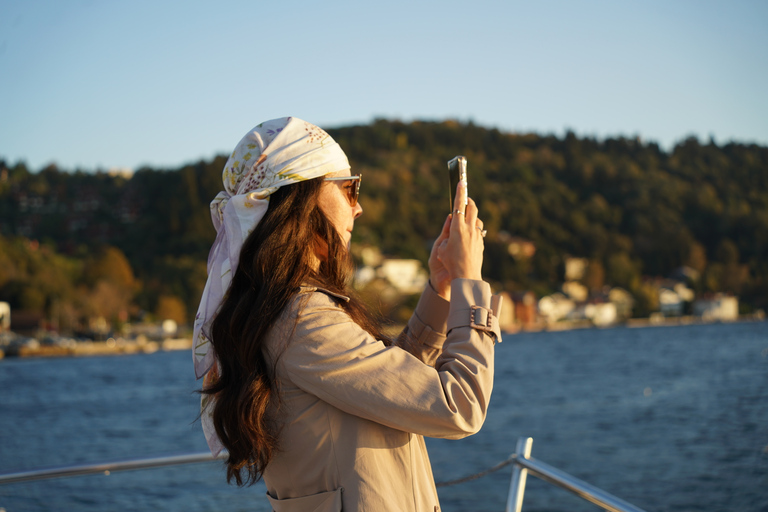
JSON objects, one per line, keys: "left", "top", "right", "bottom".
{"left": 447, "top": 294, "right": 504, "bottom": 342}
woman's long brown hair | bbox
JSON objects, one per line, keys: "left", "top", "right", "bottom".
{"left": 204, "top": 177, "right": 387, "bottom": 486}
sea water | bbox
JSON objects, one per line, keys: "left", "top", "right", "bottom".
{"left": 0, "top": 321, "right": 766, "bottom": 511}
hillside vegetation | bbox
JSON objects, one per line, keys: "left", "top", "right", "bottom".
{"left": 1, "top": 119, "right": 766, "bottom": 331}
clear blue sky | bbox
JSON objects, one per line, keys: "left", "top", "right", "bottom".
{"left": 1, "top": 0, "right": 766, "bottom": 172}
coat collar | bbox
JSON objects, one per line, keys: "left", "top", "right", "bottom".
{"left": 299, "top": 284, "right": 351, "bottom": 302}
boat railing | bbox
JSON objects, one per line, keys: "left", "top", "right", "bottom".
{"left": 0, "top": 436, "right": 647, "bottom": 512}
{"left": 0, "top": 451, "right": 227, "bottom": 485}
{"left": 506, "top": 437, "right": 647, "bottom": 512}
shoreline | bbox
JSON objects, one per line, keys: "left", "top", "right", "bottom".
{"left": 2, "top": 313, "right": 764, "bottom": 359}
{"left": 512, "top": 312, "right": 765, "bottom": 334}
{"left": 0, "top": 337, "right": 192, "bottom": 359}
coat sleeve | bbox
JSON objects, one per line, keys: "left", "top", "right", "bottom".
{"left": 277, "top": 279, "right": 499, "bottom": 440}
{"left": 392, "top": 281, "right": 450, "bottom": 367}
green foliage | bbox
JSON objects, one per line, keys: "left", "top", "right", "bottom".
{"left": 1, "top": 119, "right": 767, "bottom": 326}
{"left": 0, "top": 236, "right": 83, "bottom": 330}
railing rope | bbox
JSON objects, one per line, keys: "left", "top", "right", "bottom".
{"left": 435, "top": 454, "right": 516, "bottom": 488}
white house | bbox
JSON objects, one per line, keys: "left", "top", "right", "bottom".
{"left": 538, "top": 293, "right": 575, "bottom": 323}
{"left": 608, "top": 287, "right": 634, "bottom": 320}
{"left": 562, "top": 281, "right": 588, "bottom": 302}
{"left": 377, "top": 259, "right": 429, "bottom": 295}
{"left": 0, "top": 302, "right": 10, "bottom": 331}
{"left": 659, "top": 288, "right": 684, "bottom": 316}
{"left": 584, "top": 302, "right": 618, "bottom": 327}
{"left": 564, "top": 257, "right": 588, "bottom": 281}
{"left": 693, "top": 294, "right": 739, "bottom": 321}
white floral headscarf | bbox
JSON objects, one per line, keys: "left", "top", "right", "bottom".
{"left": 193, "top": 117, "right": 350, "bottom": 454}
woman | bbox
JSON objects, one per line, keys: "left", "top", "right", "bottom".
{"left": 193, "top": 117, "right": 502, "bottom": 512}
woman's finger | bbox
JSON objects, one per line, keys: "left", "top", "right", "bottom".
{"left": 452, "top": 180, "right": 467, "bottom": 215}
{"left": 475, "top": 218, "right": 487, "bottom": 237}
{"left": 431, "top": 215, "right": 451, "bottom": 259}
{"left": 464, "top": 197, "right": 479, "bottom": 231}
{"left": 439, "top": 213, "right": 452, "bottom": 239}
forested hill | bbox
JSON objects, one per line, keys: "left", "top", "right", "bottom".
{"left": 1, "top": 119, "right": 767, "bottom": 326}
{"left": 328, "top": 121, "right": 767, "bottom": 311}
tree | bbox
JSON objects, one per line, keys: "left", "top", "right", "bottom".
{"left": 83, "top": 246, "right": 135, "bottom": 290}
{"left": 155, "top": 295, "right": 187, "bottom": 324}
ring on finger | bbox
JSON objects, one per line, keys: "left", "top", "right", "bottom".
{"left": 452, "top": 209, "right": 464, "bottom": 216}
{"left": 477, "top": 227, "right": 488, "bottom": 237}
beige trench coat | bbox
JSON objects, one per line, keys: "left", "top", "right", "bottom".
{"left": 262, "top": 278, "right": 501, "bottom": 512}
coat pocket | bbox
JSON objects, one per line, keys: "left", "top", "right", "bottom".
{"left": 266, "top": 487, "right": 343, "bottom": 512}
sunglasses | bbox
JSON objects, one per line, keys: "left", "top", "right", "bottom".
{"left": 324, "top": 174, "right": 362, "bottom": 207}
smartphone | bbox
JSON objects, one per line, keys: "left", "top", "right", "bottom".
{"left": 447, "top": 156, "right": 467, "bottom": 211}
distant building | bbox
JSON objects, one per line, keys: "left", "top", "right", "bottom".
{"left": 608, "top": 287, "right": 634, "bottom": 320}
{"left": 655, "top": 280, "right": 695, "bottom": 317}
{"left": 562, "top": 281, "right": 588, "bottom": 302}
{"left": 673, "top": 282, "right": 695, "bottom": 302}
{"left": 564, "top": 257, "right": 588, "bottom": 282}
{"left": 512, "top": 291, "right": 537, "bottom": 328}
{"left": 352, "top": 246, "right": 428, "bottom": 295}
{"left": 659, "top": 288, "right": 684, "bottom": 317}
{"left": 564, "top": 300, "right": 618, "bottom": 327}
{"left": 0, "top": 302, "right": 10, "bottom": 331}
{"left": 9, "top": 310, "right": 43, "bottom": 337}
{"left": 496, "top": 292, "right": 515, "bottom": 333}
{"left": 377, "top": 259, "right": 428, "bottom": 295}
{"left": 693, "top": 294, "right": 739, "bottom": 321}
{"left": 583, "top": 302, "right": 617, "bottom": 327}
{"left": 538, "top": 293, "right": 575, "bottom": 323}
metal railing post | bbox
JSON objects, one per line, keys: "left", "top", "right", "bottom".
{"left": 506, "top": 436, "right": 532, "bottom": 512}
{"left": 505, "top": 436, "right": 648, "bottom": 512}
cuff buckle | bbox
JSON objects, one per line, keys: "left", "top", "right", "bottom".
{"left": 470, "top": 305, "right": 494, "bottom": 333}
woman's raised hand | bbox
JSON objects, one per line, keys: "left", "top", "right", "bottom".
{"left": 429, "top": 181, "right": 485, "bottom": 299}
{"left": 428, "top": 214, "right": 453, "bottom": 299}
